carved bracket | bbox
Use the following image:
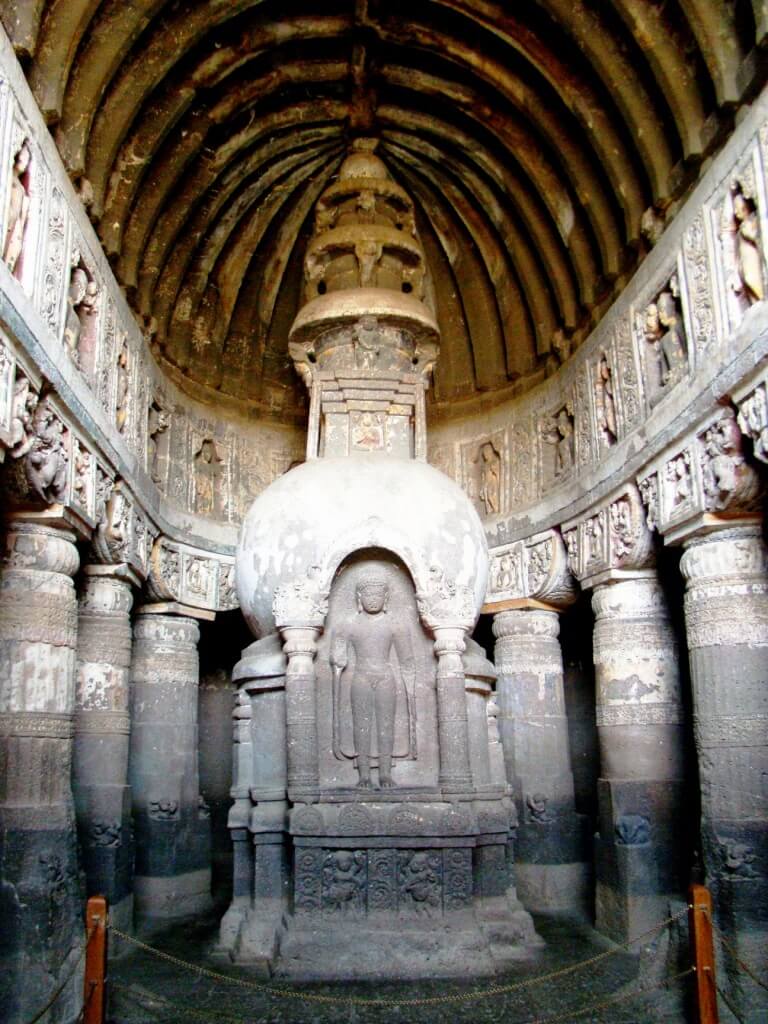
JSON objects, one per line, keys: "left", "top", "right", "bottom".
{"left": 561, "top": 482, "right": 654, "bottom": 586}
{"left": 273, "top": 569, "right": 329, "bottom": 630}
{"left": 637, "top": 406, "right": 762, "bottom": 544}
{"left": 485, "top": 529, "right": 576, "bottom": 608}
{"left": 147, "top": 536, "right": 237, "bottom": 612}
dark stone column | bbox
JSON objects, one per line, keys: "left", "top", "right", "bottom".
{"left": 281, "top": 625, "right": 320, "bottom": 801}
{"left": 0, "top": 519, "right": 83, "bottom": 1024}
{"left": 130, "top": 609, "right": 212, "bottom": 921}
{"left": 680, "top": 525, "right": 768, "bottom": 1021}
{"left": 73, "top": 566, "right": 135, "bottom": 932}
{"left": 591, "top": 575, "right": 686, "bottom": 943}
{"left": 493, "top": 607, "right": 589, "bottom": 913}
{"left": 433, "top": 626, "right": 474, "bottom": 796}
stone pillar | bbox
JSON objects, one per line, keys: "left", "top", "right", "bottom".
{"left": 591, "top": 575, "right": 685, "bottom": 943}
{"left": 282, "top": 625, "right": 321, "bottom": 801}
{"left": 0, "top": 520, "right": 83, "bottom": 1024}
{"left": 680, "top": 525, "right": 768, "bottom": 1019}
{"left": 73, "top": 566, "right": 136, "bottom": 932}
{"left": 130, "top": 609, "right": 212, "bottom": 921}
{"left": 433, "top": 626, "right": 473, "bottom": 795}
{"left": 493, "top": 607, "right": 589, "bottom": 913}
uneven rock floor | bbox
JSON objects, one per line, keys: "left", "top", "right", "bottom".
{"left": 106, "top": 909, "right": 700, "bottom": 1024}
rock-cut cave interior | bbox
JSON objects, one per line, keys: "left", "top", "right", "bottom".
{"left": 0, "top": 2, "right": 766, "bottom": 1022}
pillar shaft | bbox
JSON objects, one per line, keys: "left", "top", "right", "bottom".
{"left": 493, "top": 608, "right": 588, "bottom": 912}
{"left": 591, "top": 576, "right": 685, "bottom": 943}
{"left": 0, "top": 520, "right": 82, "bottom": 1024}
{"left": 680, "top": 527, "right": 768, "bottom": 928}
{"left": 433, "top": 627, "right": 473, "bottom": 795}
{"left": 282, "top": 626, "right": 320, "bottom": 801}
{"left": 73, "top": 569, "right": 134, "bottom": 931}
{"left": 130, "top": 611, "right": 211, "bottom": 920}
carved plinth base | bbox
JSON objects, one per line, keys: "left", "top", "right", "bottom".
{"left": 594, "top": 778, "right": 687, "bottom": 944}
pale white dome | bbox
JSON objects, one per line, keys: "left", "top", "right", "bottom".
{"left": 236, "top": 454, "right": 488, "bottom": 637}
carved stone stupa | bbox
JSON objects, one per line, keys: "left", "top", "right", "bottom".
{"left": 220, "top": 140, "right": 540, "bottom": 977}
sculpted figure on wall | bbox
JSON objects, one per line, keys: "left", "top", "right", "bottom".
{"left": 477, "top": 440, "right": 501, "bottom": 515}
{"left": 194, "top": 438, "right": 224, "bottom": 517}
{"left": 543, "top": 405, "right": 575, "bottom": 480}
{"left": 147, "top": 399, "right": 170, "bottom": 486}
{"left": 730, "top": 181, "right": 764, "bottom": 305}
{"left": 330, "top": 576, "right": 416, "bottom": 789}
{"left": 25, "top": 397, "right": 68, "bottom": 503}
{"left": 643, "top": 276, "right": 687, "bottom": 402}
{"left": 10, "top": 373, "right": 36, "bottom": 457}
{"left": 595, "top": 353, "right": 617, "bottom": 446}
{"left": 3, "top": 139, "right": 31, "bottom": 275}
{"left": 115, "top": 335, "right": 129, "bottom": 434}
{"left": 63, "top": 263, "right": 98, "bottom": 367}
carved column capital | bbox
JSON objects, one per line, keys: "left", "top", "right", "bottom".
{"left": 561, "top": 482, "right": 654, "bottom": 588}
{"left": 147, "top": 536, "right": 236, "bottom": 612}
{"left": 92, "top": 480, "right": 154, "bottom": 579}
{"left": 3, "top": 518, "right": 80, "bottom": 576}
{"left": 273, "top": 572, "right": 328, "bottom": 631}
{"left": 485, "top": 529, "right": 576, "bottom": 610}
{"left": 637, "top": 407, "right": 762, "bottom": 545}
{"left": 736, "top": 377, "right": 768, "bottom": 463}
{"left": 492, "top": 607, "right": 560, "bottom": 641}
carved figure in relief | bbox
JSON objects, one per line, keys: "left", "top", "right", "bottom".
{"left": 399, "top": 851, "right": 441, "bottom": 914}
{"left": 3, "top": 140, "right": 31, "bottom": 274}
{"left": 147, "top": 401, "right": 170, "bottom": 485}
{"left": 26, "top": 399, "right": 68, "bottom": 503}
{"left": 595, "top": 354, "right": 617, "bottom": 445}
{"left": 187, "top": 557, "right": 210, "bottom": 597}
{"left": 322, "top": 851, "right": 365, "bottom": 914}
{"left": 730, "top": 183, "right": 764, "bottom": 305}
{"left": 115, "top": 336, "right": 129, "bottom": 433}
{"left": 526, "top": 793, "right": 553, "bottom": 824}
{"left": 543, "top": 407, "right": 575, "bottom": 478}
{"left": 330, "top": 577, "right": 415, "bottom": 789}
{"left": 666, "top": 452, "right": 692, "bottom": 507}
{"left": 9, "top": 374, "right": 36, "bottom": 458}
{"left": 609, "top": 498, "right": 633, "bottom": 559}
{"left": 353, "top": 316, "right": 381, "bottom": 369}
{"left": 477, "top": 441, "right": 501, "bottom": 515}
{"left": 585, "top": 515, "right": 603, "bottom": 565}
{"left": 657, "top": 284, "right": 687, "bottom": 386}
{"left": 72, "top": 447, "right": 91, "bottom": 511}
{"left": 491, "top": 551, "right": 518, "bottom": 593}
{"left": 194, "top": 438, "right": 224, "bottom": 517}
{"left": 351, "top": 411, "right": 385, "bottom": 451}
{"left": 63, "top": 266, "right": 98, "bottom": 366}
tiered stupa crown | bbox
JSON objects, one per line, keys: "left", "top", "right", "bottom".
{"left": 289, "top": 139, "right": 439, "bottom": 461}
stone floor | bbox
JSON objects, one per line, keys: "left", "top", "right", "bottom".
{"left": 106, "top": 909, "right": 704, "bottom": 1024}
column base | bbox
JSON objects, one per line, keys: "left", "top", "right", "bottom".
{"left": 517, "top": 862, "right": 592, "bottom": 916}
{"left": 0, "top": 817, "right": 83, "bottom": 1024}
{"left": 134, "top": 869, "right": 213, "bottom": 922}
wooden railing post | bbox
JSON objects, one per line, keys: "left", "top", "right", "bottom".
{"left": 83, "top": 895, "right": 108, "bottom": 1024}
{"left": 689, "top": 883, "right": 719, "bottom": 1024}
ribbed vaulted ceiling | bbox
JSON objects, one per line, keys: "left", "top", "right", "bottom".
{"left": 3, "top": 0, "right": 764, "bottom": 422}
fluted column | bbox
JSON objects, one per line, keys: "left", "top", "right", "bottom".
{"left": 434, "top": 626, "right": 474, "bottom": 795}
{"left": 680, "top": 526, "right": 767, "bottom": 985}
{"left": 0, "top": 520, "right": 82, "bottom": 1024}
{"left": 73, "top": 567, "right": 135, "bottom": 932}
{"left": 130, "top": 609, "right": 212, "bottom": 920}
{"left": 493, "top": 608, "right": 589, "bottom": 912}
{"left": 591, "top": 576, "right": 685, "bottom": 942}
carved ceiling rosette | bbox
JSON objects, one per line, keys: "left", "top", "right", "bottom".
{"left": 273, "top": 570, "right": 329, "bottom": 631}
{"left": 562, "top": 483, "right": 654, "bottom": 586}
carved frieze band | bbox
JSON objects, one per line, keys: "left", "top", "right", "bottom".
{"left": 0, "top": 711, "right": 74, "bottom": 737}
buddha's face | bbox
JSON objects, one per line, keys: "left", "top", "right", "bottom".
{"left": 358, "top": 583, "right": 387, "bottom": 614}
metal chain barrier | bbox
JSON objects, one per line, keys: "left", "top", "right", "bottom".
{"left": 110, "top": 967, "right": 696, "bottom": 1024}
{"left": 705, "top": 911, "right": 768, "bottom": 994}
{"left": 108, "top": 906, "right": 689, "bottom": 1009}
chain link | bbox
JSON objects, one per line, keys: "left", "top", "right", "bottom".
{"left": 111, "top": 967, "right": 695, "bottom": 1024}
{"left": 109, "top": 907, "right": 688, "bottom": 1008}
